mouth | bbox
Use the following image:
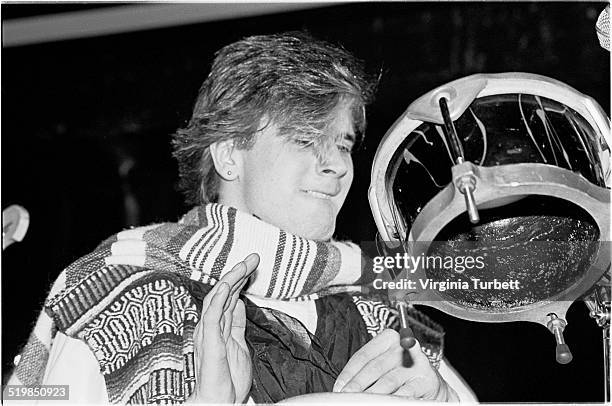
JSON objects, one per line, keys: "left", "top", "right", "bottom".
{"left": 302, "top": 190, "right": 334, "bottom": 200}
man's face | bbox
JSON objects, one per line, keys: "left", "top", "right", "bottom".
{"left": 233, "top": 103, "right": 356, "bottom": 240}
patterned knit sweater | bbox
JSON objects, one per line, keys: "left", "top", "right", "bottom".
{"left": 8, "top": 204, "right": 444, "bottom": 403}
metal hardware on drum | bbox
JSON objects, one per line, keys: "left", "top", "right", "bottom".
{"left": 438, "top": 96, "right": 465, "bottom": 163}
{"left": 584, "top": 280, "right": 611, "bottom": 402}
{"left": 546, "top": 313, "right": 573, "bottom": 364}
{"left": 438, "top": 96, "right": 480, "bottom": 224}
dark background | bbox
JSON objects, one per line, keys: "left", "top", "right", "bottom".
{"left": 2, "top": 2, "right": 610, "bottom": 402}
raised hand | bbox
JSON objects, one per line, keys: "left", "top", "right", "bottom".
{"left": 188, "top": 253, "right": 260, "bottom": 404}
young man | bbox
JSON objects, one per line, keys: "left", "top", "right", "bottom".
{"left": 10, "top": 32, "right": 472, "bottom": 403}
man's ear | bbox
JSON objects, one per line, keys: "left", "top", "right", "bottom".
{"left": 210, "top": 139, "right": 240, "bottom": 181}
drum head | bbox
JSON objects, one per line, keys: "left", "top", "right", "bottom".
{"left": 425, "top": 195, "right": 599, "bottom": 310}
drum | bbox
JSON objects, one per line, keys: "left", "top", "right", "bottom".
{"left": 369, "top": 73, "right": 610, "bottom": 335}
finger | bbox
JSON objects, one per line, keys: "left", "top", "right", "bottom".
{"left": 208, "top": 262, "right": 247, "bottom": 315}
{"left": 200, "top": 273, "right": 227, "bottom": 313}
{"left": 203, "top": 282, "right": 230, "bottom": 327}
{"left": 221, "top": 274, "right": 253, "bottom": 339}
{"left": 394, "top": 338, "right": 445, "bottom": 400}
{"left": 404, "top": 338, "right": 431, "bottom": 368}
{"left": 200, "top": 261, "right": 244, "bottom": 314}
{"left": 220, "top": 261, "right": 248, "bottom": 290}
{"left": 243, "top": 252, "right": 260, "bottom": 272}
{"left": 339, "top": 347, "right": 400, "bottom": 393}
{"left": 221, "top": 279, "right": 248, "bottom": 338}
{"left": 225, "top": 282, "right": 242, "bottom": 314}
{"left": 198, "top": 288, "right": 233, "bottom": 396}
{"left": 230, "top": 300, "right": 248, "bottom": 348}
{"left": 231, "top": 299, "right": 247, "bottom": 330}
{"left": 221, "top": 304, "right": 233, "bottom": 341}
{"left": 364, "top": 367, "right": 410, "bottom": 395}
{"left": 202, "top": 255, "right": 257, "bottom": 318}
{"left": 223, "top": 253, "right": 259, "bottom": 297}
{"left": 394, "top": 376, "right": 437, "bottom": 399}
{"left": 333, "top": 329, "right": 398, "bottom": 392}
{"left": 224, "top": 270, "right": 254, "bottom": 313}
{"left": 229, "top": 254, "right": 259, "bottom": 295}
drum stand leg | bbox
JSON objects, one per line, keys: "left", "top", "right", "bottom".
{"left": 603, "top": 326, "right": 610, "bottom": 403}
{"left": 584, "top": 281, "right": 610, "bottom": 402}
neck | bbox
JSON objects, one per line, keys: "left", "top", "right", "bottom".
{"left": 216, "top": 183, "right": 250, "bottom": 215}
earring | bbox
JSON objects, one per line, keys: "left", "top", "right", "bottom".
{"left": 227, "top": 170, "right": 232, "bottom": 176}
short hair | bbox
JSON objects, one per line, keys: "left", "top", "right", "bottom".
{"left": 172, "top": 31, "right": 377, "bottom": 206}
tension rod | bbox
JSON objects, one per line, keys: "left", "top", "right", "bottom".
{"left": 438, "top": 97, "right": 465, "bottom": 163}
{"left": 438, "top": 97, "right": 480, "bottom": 224}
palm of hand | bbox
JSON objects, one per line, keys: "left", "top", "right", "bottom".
{"left": 220, "top": 300, "right": 252, "bottom": 403}
{"left": 190, "top": 254, "right": 260, "bottom": 404}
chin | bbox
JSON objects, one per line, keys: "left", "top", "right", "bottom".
{"left": 298, "top": 217, "right": 336, "bottom": 241}
{"left": 261, "top": 200, "right": 338, "bottom": 240}
{"left": 299, "top": 205, "right": 337, "bottom": 240}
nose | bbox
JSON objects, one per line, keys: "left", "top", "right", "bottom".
{"left": 316, "top": 145, "right": 350, "bottom": 178}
